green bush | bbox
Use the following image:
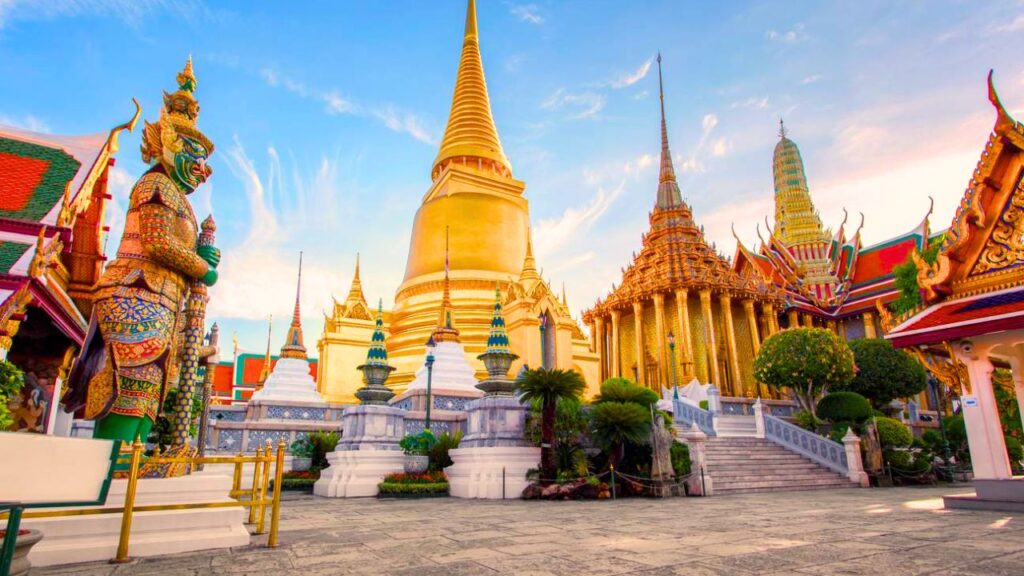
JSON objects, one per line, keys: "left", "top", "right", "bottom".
{"left": 399, "top": 429, "right": 436, "bottom": 455}
{"left": 838, "top": 339, "right": 927, "bottom": 408}
{"left": 429, "top": 431, "right": 463, "bottom": 471}
{"left": 307, "top": 431, "right": 340, "bottom": 468}
{"left": 1006, "top": 435, "right": 1023, "bottom": 467}
{"left": 874, "top": 417, "right": 913, "bottom": 448}
{"left": 793, "top": 409, "right": 821, "bottom": 431}
{"left": 699, "top": 400, "right": 709, "bottom": 410}
{"left": 595, "top": 378, "right": 659, "bottom": 406}
{"left": 670, "top": 442, "right": 691, "bottom": 478}
{"left": 381, "top": 471, "right": 446, "bottom": 484}
{"left": 816, "top": 392, "right": 873, "bottom": 424}
{"left": 829, "top": 423, "right": 850, "bottom": 443}
{"left": 754, "top": 328, "right": 855, "bottom": 415}
{"left": 0, "top": 360, "right": 25, "bottom": 430}
{"left": 290, "top": 435, "right": 315, "bottom": 458}
{"left": 377, "top": 482, "right": 449, "bottom": 495}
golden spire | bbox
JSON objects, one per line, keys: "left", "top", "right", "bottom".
{"left": 280, "top": 252, "right": 308, "bottom": 360}
{"left": 346, "top": 253, "right": 365, "bottom": 303}
{"left": 432, "top": 0, "right": 511, "bottom": 179}
{"left": 257, "top": 315, "right": 272, "bottom": 387}
{"left": 433, "top": 227, "right": 460, "bottom": 342}
{"left": 772, "top": 121, "right": 827, "bottom": 246}
{"left": 655, "top": 53, "right": 683, "bottom": 209}
{"left": 520, "top": 227, "right": 540, "bottom": 281}
{"left": 561, "top": 282, "right": 568, "bottom": 308}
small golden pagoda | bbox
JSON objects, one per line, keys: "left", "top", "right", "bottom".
{"left": 317, "top": 0, "right": 599, "bottom": 402}
{"left": 583, "top": 56, "right": 785, "bottom": 397}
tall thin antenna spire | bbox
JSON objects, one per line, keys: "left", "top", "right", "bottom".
{"left": 779, "top": 118, "right": 787, "bottom": 139}
{"left": 655, "top": 52, "right": 682, "bottom": 208}
{"left": 257, "top": 314, "right": 273, "bottom": 386}
{"left": 280, "top": 252, "right": 309, "bottom": 359}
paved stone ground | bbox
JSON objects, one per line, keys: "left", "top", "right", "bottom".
{"left": 36, "top": 486, "right": 1023, "bottom": 576}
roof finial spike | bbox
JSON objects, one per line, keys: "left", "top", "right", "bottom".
{"left": 654, "top": 53, "right": 682, "bottom": 209}
{"left": 279, "top": 252, "right": 308, "bottom": 360}
{"left": 779, "top": 117, "right": 787, "bottom": 139}
{"left": 257, "top": 314, "right": 272, "bottom": 386}
{"left": 354, "top": 252, "right": 361, "bottom": 280}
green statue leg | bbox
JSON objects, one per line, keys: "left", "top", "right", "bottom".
{"left": 94, "top": 413, "right": 144, "bottom": 443}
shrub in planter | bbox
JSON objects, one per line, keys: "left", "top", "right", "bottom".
{"left": 307, "top": 431, "right": 339, "bottom": 469}
{"left": 290, "top": 436, "right": 315, "bottom": 471}
{"left": 816, "top": 392, "right": 873, "bottom": 424}
{"left": 792, "top": 409, "right": 821, "bottom": 432}
{"left": 1006, "top": 435, "right": 1023, "bottom": 472}
{"left": 399, "top": 430, "right": 436, "bottom": 455}
{"left": 377, "top": 471, "right": 448, "bottom": 496}
{"left": 429, "top": 431, "right": 463, "bottom": 471}
{"left": 874, "top": 417, "right": 913, "bottom": 448}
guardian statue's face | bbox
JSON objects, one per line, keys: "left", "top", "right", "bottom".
{"left": 163, "top": 134, "right": 212, "bottom": 194}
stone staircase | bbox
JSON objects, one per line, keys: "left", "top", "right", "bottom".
{"left": 704, "top": 437, "right": 858, "bottom": 495}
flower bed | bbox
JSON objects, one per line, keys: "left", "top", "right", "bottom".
{"left": 271, "top": 469, "right": 321, "bottom": 491}
{"left": 377, "top": 471, "right": 449, "bottom": 497}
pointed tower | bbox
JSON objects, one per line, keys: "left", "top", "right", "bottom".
{"left": 655, "top": 53, "right": 683, "bottom": 209}
{"left": 355, "top": 300, "right": 396, "bottom": 405}
{"left": 476, "top": 286, "right": 519, "bottom": 394}
{"left": 280, "top": 252, "right": 307, "bottom": 360}
{"left": 772, "top": 121, "right": 828, "bottom": 246}
{"left": 257, "top": 315, "right": 272, "bottom": 388}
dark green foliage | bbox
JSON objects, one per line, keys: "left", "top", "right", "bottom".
{"left": 377, "top": 482, "right": 449, "bottom": 495}
{"left": 526, "top": 398, "right": 588, "bottom": 447}
{"left": 307, "top": 431, "right": 340, "bottom": 469}
{"left": 874, "top": 417, "right": 913, "bottom": 448}
{"left": 290, "top": 435, "right": 315, "bottom": 458}
{"left": 148, "top": 388, "right": 203, "bottom": 452}
{"left": 589, "top": 402, "right": 650, "bottom": 468}
{"left": 595, "top": 378, "right": 659, "bottom": 406}
{"left": 429, "top": 431, "right": 463, "bottom": 471}
{"left": 829, "top": 423, "right": 850, "bottom": 443}
{"left": 890, "top": 241, "right": 942, "bottom": 316}
{"left": 1005, "top": 436, "right": 1023, "bottom": 472}
{"left": 699, "top": 400, "right": 709, "bottom": 410}
{"left": 837, "top": 339, "right": 927, "bottom": 408}
{"left": 516, "top": 368, "right": 586, "bottom": 484}
{"left": 670, "top": 442, "right": 691, "bottom": 478}
{"left": 792, "top": 409, "right": 821, "bottom": 431}
{"left": 0, "top": 359, "right": 25, "bottom": 429}
{"left": 399, "top": 429, "right": 436, "bottom": 455}
{"left": 754, "top": 328, "right": 855, "bottom": 415}
{"left": 816, "top": 391, "right": 874, "bottom": 423}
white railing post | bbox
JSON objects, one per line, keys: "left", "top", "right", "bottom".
{"left": 842, "top": 429, "right": 869, "bottom": 487}
{"left": 707, "top": 385, "right": 721, "bottom": 434}
{"left": 753, "top": 398, "right": 765, "bottom": 439}
{"left": 681, "top": 423, "right": 712, "bottom": 496}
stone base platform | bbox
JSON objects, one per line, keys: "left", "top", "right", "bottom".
{"left": 943, "top": 477, "right": 1024, "bottom": 512}
{"left": 24, "top": 474, "right": 249, "bottom": 567}
{"left": 446, "top": 446, "right": 540, "bottom": 499}
{"left": 313, "top": 450, "right": 405, "bottom": 498}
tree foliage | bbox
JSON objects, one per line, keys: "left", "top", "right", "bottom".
{"left": 753, "top": 328, "right": 855, "bottom": 415}
{"left": 816, "top": 391, "right": 873, "bottom": 424}
{"left": 0, "top": 360, "right": 25, "bottom": 430}
{"left": 890, "top": 240, "right": 942, "bottom": 316}
{"left": 149, "top": 388, "right": 203, "bottom": 452}
{"left": 836, "top": 339, "right": 927, "bottom": 408}
{"left": 589, "top": 402, "right": 651, "bottom": 469}
{"left": 594, "top": 377, "right": 659, "bottom": 406}
{"left": 516, "top": 368, "right": 586, "bottom": 484}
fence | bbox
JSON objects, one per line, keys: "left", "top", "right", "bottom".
{"left": 672, "top": 398, "right": 717, "bottom": 437}
{"left": 763, "top": 414, "right": 848, "bottom": 475}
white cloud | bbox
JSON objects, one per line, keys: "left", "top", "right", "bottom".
{"left": 533, "top": 181, "right": 624, "bottom": 261}
{"left": 801, "top": 75, "right": 822, "bottom": 85}
{"left": 0, "top": 0, "right": 205, "bottom": 30}
{"left": 992, "top": 14, "right": 1024, "bottom": 33}
{"left": 323, "top": 91, "right": 355, "bottom": 115}
{"left": 765, "top": 23, "right": 807, "bottom": 44}
{"left": 542, "top": 88, "right": 606, "bottom": 119}
{"left": 373, "top": 107, "right": 437, "bottom": 145}
{"left": 711, "top": 137, "right": 732, "bottom": 158}
{"left": 509, "top": 4, "right": 543, "bottom": 25}
{"left": 610, "top": 57, "right": 654, "bottom": 89}
{"left": 0, "top": 113, "right": 50, "bottom": 133}
{"left": 730, "top": 96, "right": 769, "bottom": 110}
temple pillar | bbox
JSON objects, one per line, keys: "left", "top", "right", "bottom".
{"left": 952, "top": 341, "right": 1012, "bottom": 480}
{"left": 763, "top": 302, "right": 778, "bottom": 336}
{"left": 720, "top": 295, "right": 743, "bottom": 397}
{"left": 653, "top": 293, "right": 667, "bottom": 388}
{"left": 863, "top": 312, "right": 877, "bottom": 339}
{"left": 1007, "top": 345, "right": 1024, "bottom": 435}
{"left": 743, "top": 300, "right": 766, "bottom": 398}
{"left": 700, "top": 290, "right": 720, "bottom": 386}
{"left": 675, "top": 289, "right": 693, "bottom": 379}
{"left": 595, "top": 316, "right": 607, "bottom": 382}
{"left": 610, "top": 309, "right": 621, "bottom": 378}
{"left": 802, "top": 313, "right": 813, "bottom": 329}
{"left": 632, "top": 301, "right": 646, "bottom": 387}
{"left": 787, "top": 309, "right": 798, "bottom": 329}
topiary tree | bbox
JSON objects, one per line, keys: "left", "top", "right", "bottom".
{"left": 836, "top": 339, "right": 927, "bottom": 409}
{"left": 816, "top": 391, "right": 873, "bottom": 424}
{"left": 753, "top": 327, "right": 855, "bottom": 416}
{"left": 516, "top": 368, "right": 586, "bottom": 484}
{"left": 874, "top": 416, "right": 913, "bottom": 449}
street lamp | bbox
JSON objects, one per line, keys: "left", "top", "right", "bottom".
{"left": 424, "top": 335, "right": 436, "bottom": 432}
{"left": 668, "top": 331, "right": 679, "bottom": 400}
{"left": 928, "top": 375, "right": 954, "bottom": 481}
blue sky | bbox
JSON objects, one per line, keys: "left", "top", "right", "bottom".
{"left": 2, "top": 0, "right": 1023, "bottom": 358}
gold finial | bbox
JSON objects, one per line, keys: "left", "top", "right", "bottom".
{"left": 177, "top": 55, "right": 197, "bottom": 93}
{"left": 280, "top": 252, "right": 308, "bottom": 360}
{"left": 257, "top": 314, "right": 272, "bottom": 386}
{"left": 465, "top": 0, "right": 478, "bottom": 40}
{"left": 346, "top": 253, "right": 366, "bottom": 304}
{"left": 520, "top": 227, "right": 540, "bottom": 281}
{"left": 778, "top": 118, "right": 787, "bottom": 139}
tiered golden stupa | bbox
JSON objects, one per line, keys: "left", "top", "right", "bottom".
{"left": 582, "top": 56, "right": 785, "bottom": 398}
{"left": 317, "top": 0, "right": 599, "bottom": 403}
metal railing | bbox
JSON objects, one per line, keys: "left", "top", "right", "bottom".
{"left": 1, "top": 439, "right": 286, "bottom": 565}
{"left": 763, "top": 414, "right": 848, "bottom": 475}
{"left": 672, "top": 398, "right": 717, "bottom": 437}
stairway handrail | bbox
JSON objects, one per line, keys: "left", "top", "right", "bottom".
{"left": 762, "top": 414, "right": 848, "bottom": 475}
{"left": 672, "top": 398, "right": 716, "bottom": 437}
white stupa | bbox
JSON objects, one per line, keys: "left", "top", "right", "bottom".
{"left": 405, "top": 340, "right": 479, "bottom": 393}
{"left": 250, "top": 253, "right": 325, "bottom": 405}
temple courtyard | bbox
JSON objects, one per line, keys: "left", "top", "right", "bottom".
{"left": 35, "top": 487, "right": 1021, "bottom": 576}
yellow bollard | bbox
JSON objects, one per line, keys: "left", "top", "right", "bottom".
{"left": 248, "top": 445, "right": 262, "bottom": 524}
{"left": 112, "top": 437, "right": 144, "bottom": 563}
{"left": 256, "top": 440, "right": 272, "bottom": 534}
{"left": 268, "top": 440, "right": 285, "bottom": 547}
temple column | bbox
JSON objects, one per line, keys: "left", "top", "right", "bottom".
{"left": 675, "top": 289, "right": 693, "bottom": 379}
{"left": 720, "top": 295, "right": 743, "bottom": 397}
{"left": 763, "top": 302, "right": 778, "bottom": 336}
{"left": 952, "top": 341, "right": 1012, "bottom": 480}
{"left": 743, "top": 300, "right": 766, "bottom": 398}
{"left": 802, "top": 313, "right": 814, "bottom": 328}
{"left": 1007, "top": 345, "right": 1024, "bottom": 434}
{"left": 610, "top": 309, "right": 621, "bottom": 378}
{"left": 632, "top": 301, "right": 646, "bottom": 387}
{"left": 595, "top": 316, "right": 607, "bottom": 382}
{"left": 653, "top": 293, "right": 667, "bottom": 389}
{"left": 787, "top": 309, "right": 798, "bottom": 329}
{"left": 863, "top": 312, "right": 877, "bottom": 339}
{"left": 700, "top": 290, "right": 720, "bottom": 385}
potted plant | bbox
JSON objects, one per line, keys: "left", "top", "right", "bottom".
{"left": 0, "top": 527, "right": 43, "bottom": 576}
{"left": 290, "top": 436, "right": 314, "bottom": 472}
{"left": 399, "top": 429, "right": 435, "bottom": 473}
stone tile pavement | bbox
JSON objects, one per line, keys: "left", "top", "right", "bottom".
{"left": 36, "top": 486, "right": 1023, "bottom": 575}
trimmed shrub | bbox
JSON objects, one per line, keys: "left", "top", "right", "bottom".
{"left": 838, "top": 339, "right": 927, "bottom": 408}
{"left": 670, "top": 442, "right": 691, "bottom": 478}
{"left": 429, "top": 431, "right": 463, "bottom": 471}
{"left": 793, "top": 409, "right": 821, "bottom": 432}
{"left": 308, "top": 431, "right": 340, "bottom": 469}
{"left": 1006, "top": 436, "right": 1023, "bottom": 467}
{"left": 754, "top": 328, "right": 855, "bottom": 414}
{"left": 874, "top": 417, "right": 913, "bottom": 448}
{"left": 829, "top": 423, "right": 850, "bottom": 443}
{"left": 377, "top": 482, "right": 449, "bottom": 495}
{"left": 399, "top": 430, "right": 436, "bottom": 455}
{"left": 816, "top": 392, "right": 873, "bottom": 424}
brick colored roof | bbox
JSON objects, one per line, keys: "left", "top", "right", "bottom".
{"left": 886, "top": 286, "right": 1024, "bottom": 347}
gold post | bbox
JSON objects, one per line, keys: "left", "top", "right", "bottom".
{"left": 112, "top": 437, "right": 144, "bottom": 563}
{"left": 231, "top": 451, "right": 243, "bottom": 496}
{"left": 268, "top": 441, "right": 286, "bottom": 547}
{"left": 248, "top": 445, "right": 263, "bottom": 524}
{"left": 802, "top": 313, "right": 814, "bottom": 328}
{"left": 610, "top": 309, "right": 621, "bottom": 377}
{"left": 720, "top": 295, "right": 743, "bottom": 397}
{"left": 675, "top": 289, "right": 693, "bottom": 378}
{"left": 700, "top": 290, "right": 720, "bottom": 386}
{"left": 632, "top": 300, "right": 645, "bottom": 387}
{"left": 256, "top": 440, "right": 272, "bottom": 534}
{"left": 653, "top": 293, "right": 667, "bottom": 389}
{"left": 594, "top": 316, "right": 606, "bottom": 382}
{"left": 863, "top": 312, "right": 877, "bottom": 339}
{"left": 787, "top": 309, "right": 798, "bottom": 329}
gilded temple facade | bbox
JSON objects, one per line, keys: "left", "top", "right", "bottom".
{"left": 317, "top": 0, "right": 599, "bottom": 403}
{"left": 583, "top": 57, "right": 785, "bottom": 398}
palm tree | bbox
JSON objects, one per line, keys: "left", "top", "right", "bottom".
{"left": 589, "top": 402, "right": 651, "bottom": 470}
{"left": 516, "top": 368, "right": 586, "bottom": 484}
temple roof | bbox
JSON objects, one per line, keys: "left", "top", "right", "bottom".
{"left": 772, "top": 124, "right": 828, "bottom": 247}
{"left": 432, "top": 0, "right": 511, "bottom": 179}
{"left": 655, "top": 54, "right": 683, "bottom": 209}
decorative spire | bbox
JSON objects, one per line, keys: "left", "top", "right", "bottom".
{"left": 771, "top": 123, "right": 828, "bottom": 246}
{"left": 432, "top": 0, "right": 511, "bottom": 179}
{"left": 561, "top": 282, "right": 568, "bottom": 308}
{"left": 485, "top": 286, "right": 511, "bottom": 354}
{"left": 365, "top": 299, "right": 389, "bottom": 366}
{"left": 257, "top": 314, "right": 272, "bottom": 386}
{"left": 280, "top": 252, "right": 307, "bottom": 359}
{"left": 519, "top": 227, "right": 540, "bottom": 281}
{"left": 655, "top": 53, "right": 683, "bottom": 209}
{"left": 477, "top": 285, "right": 519, "bottom": 391}
{"left": 778, "top": 117, "right": 787, "bottom": 139}
{"left": 433, "top": 227, "right": 461, "bottom": 342}
{"left": 355, "top": 299, "right": 396, "bottom": 404}
{"left": 346, "top": 253, "right": 366, "bottom": 303}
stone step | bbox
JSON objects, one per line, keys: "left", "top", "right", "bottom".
{"left": 708, "top": 471, "right": 844, "bottom": 483}
{"left": 715, "top": 483, "right": 857, "bottom": 495}
{"left": 714, "top": 477, "right": 852, "bottom": 491}
{"left": 706, "top": 461, "right": 826, "bottom": 471}
{"left": 705, "top": 465, "right": 826, "bottom": 475}
{"left": 704, "top": 447, "right": 797, "bottom": 454}
{"left": 705, "top": 453, "right": 810, "bottom": 461}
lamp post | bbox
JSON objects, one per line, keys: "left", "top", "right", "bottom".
{"left": 668, "top": 331, "right": 679, "bottom": 400}
{"left": 928, "top": 375, "right": 954, "bottom": 481}
{"left": 538, "top": 312, "right": 548, "bottom": 369}
{"left": 424, "top": 335, "right": 436, "bottom": 432}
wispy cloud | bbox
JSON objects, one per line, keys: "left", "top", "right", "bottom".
{"left": 542, "top": 88, "right": 606, "bottom": 119}
{"left": 679, "top": 113, "right": 720, "bottom": 173}
{"left": 801, "top": 74, "right": 822, "bottom": 85}
{"left": 533, "top": 180, "right": 625, "bottom": 261}
{"left": 373, "top": 107, "right": 437, "bottom": 145}
{"left": 991, "top": 14, "right": 1024, "bottom": 34}
{"left": 765, "top": 23, "right": 807, "bottom": 43}
{"left": 0, "top": 113, "right": 50, "bottom": 133}
{"left": 730, "top": 96, "right": 769, "bottom": 110}
{"left": 0, "top": 0, "right": 206, "bottom": 30}
{"left": 610, "top": 57, "right": 654, "bottom": 89}
{"left": 509, "top": 3, "right": 544, "bottom": 26}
